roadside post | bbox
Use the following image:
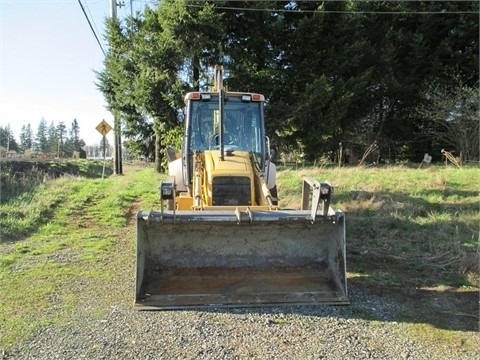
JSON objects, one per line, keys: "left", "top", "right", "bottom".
{"left": 96, "top": 120, "right": 113, "bottom": 179}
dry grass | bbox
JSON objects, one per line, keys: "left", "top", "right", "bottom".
{"left": 277, "top": 164, "right": 479, "bottom": 283}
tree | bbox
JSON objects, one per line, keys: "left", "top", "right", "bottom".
{"left": 96, "top": 0, "right": 479, "bottom": 165}
{"left": 0, "top": 125, "right": 19, "bottom": 152}
{"left": 70, "top": 118, "right": 84, "bottom": 150}
{"left": 47, "top": 121, "right": 58, "bottom": 154}
{"left": 19, "top": 124, "right": 34, "bottom": 152}
{"left": 56, "top": 122, "right": 67, "bottom": 157}
{"left": 252, "top": 1, "right": 376, "bottom": 160}
{"left": 97, "top": 17, "right": 156, "bottom": 167}
{"left": 35, "top": 118, "right": 49, "bottom": 152}
{"left": 64, "top": 119, "right": 85, "bottom": 156}
{"left": 97, "top": 1, "right": 223, "bottom": 171}
{"left": 85, "top": 144, "right": 101, "bottom": 158}
{"left": 100, "top": 136, "right": 111, "bottom": 157}
{"left": 347, "top": 0, "right": 479, "bottom": 161}
{"left": 418, "top": 81, "right": 479, "bottom": 162}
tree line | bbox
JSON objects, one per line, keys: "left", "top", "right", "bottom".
{"left": 0, "top": 118, "right": 86, "bottom": 158}
{"left": 97, "top": 0, "right": 479, "bottom": 170}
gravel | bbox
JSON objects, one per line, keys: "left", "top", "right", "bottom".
{"left": 3, "top": 286, "right": 478, "bottom": 360}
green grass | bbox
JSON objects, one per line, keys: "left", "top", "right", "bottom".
{"left": 0, "top": 162, "right": 478, "bottom": 348}
{"left": 0, "top": 161, "right": 163, "bottom": 346}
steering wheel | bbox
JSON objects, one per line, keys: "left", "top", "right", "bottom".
{"left": 211, "top": 134, "right": 238, "bottom": 149}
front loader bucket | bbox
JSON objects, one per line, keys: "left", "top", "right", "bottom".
{"left": 135, "top": 210, "right": 348, "bottom": 309}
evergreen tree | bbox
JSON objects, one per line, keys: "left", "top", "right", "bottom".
{"left": 96, "top": 0, "right": 479, "bottom": 164}
{"left": 35, "top": 118, "right": 49, "bottom": 152}
{"left": 99, "top": 136, "right": 111, "bottom": 157}
{"left": 70, "top": 119, "right": 83, "bottom": 149}
{"left": 0, "top": 125, "right": 19, "bottom": 152}
{"left": 47, "top": 121, "right": 58, "bottom": 154}
{"left": 65, "top": 118, "right": 86, "bottom": 156}
{"left": 98, "top": 1, "right": 221, "bottom": 170}
{"left": 19, "top": 124, "right": 34, "bottom": 152}
{"left": 56, "top": 122, "right": 67, "bottom": 157}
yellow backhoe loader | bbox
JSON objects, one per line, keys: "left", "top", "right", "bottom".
{"left": 135, "top": 66, "right": 348, "bottom": 309}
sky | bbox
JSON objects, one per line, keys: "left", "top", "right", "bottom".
{"left": 0, "top": 0, "right": 148, "bottom": 146}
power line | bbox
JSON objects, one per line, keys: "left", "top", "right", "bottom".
{"left": 188, "top": 0, "right": 477, "bottom": 1}
{"left": 77, "top": 0, "right": 106, "bottom": 57}
{"left": 185, "top": 0, "right": 479, "bottom": 15}
{"left": 83, "top": 0, "right": 103, "bottom": 47}
{"left": 185, "top": 4, "right": 479, "bottom": 15}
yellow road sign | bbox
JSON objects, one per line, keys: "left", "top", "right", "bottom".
{"left": 96, "top": 120, "right": 112, "bottom": 136}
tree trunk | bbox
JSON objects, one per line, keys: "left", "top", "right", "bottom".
{"left": 155, "top": 129, "right": 163, "bottom": 173}
{"left": 193, "top": 55, "right": 200, "bottom": 91}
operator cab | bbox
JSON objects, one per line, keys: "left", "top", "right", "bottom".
{"left": 185, "top": 92, "right": 266, "bottom": 167}
{"left": 174, "top": 90, "right": 274, "bottom": 196}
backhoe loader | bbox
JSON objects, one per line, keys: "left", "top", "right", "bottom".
{"left": 135, "top": 66, "right": 348, "bottom": 309}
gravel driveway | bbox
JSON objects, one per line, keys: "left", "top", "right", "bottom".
{"left": 3, "top": 285, "right": 478, "bottom": 360}
{"left": 2, "top": 199, "right": 477, "bottom": 360}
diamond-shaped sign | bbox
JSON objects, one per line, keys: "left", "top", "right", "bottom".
{"left": 96, "top": 120, "right": 112, "bottom": 136}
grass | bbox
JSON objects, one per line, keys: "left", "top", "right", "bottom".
{"left": 277, "top": 164, "right": 479, "bottom": 282}
{"left": 0, "top": 161, "right": 478, "bottom": 349}
{"left": 0, "top": 161, "right": 162, "bottom": 346}
{"left": 277, "top": 163, "right": 479, "bottom": 350}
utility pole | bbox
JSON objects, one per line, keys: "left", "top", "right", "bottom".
{"left": 6, "top": 124, "right": 10, "bottom": 151}
{"left": 110, "top": 0, "right": 122, "bottom": 174}
{"left": 110, "top": 0, "right": 117, "bottom": 19}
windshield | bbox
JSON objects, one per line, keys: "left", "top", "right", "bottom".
{"left": 188, "top": 96, "right": 264, "bottom": 157}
